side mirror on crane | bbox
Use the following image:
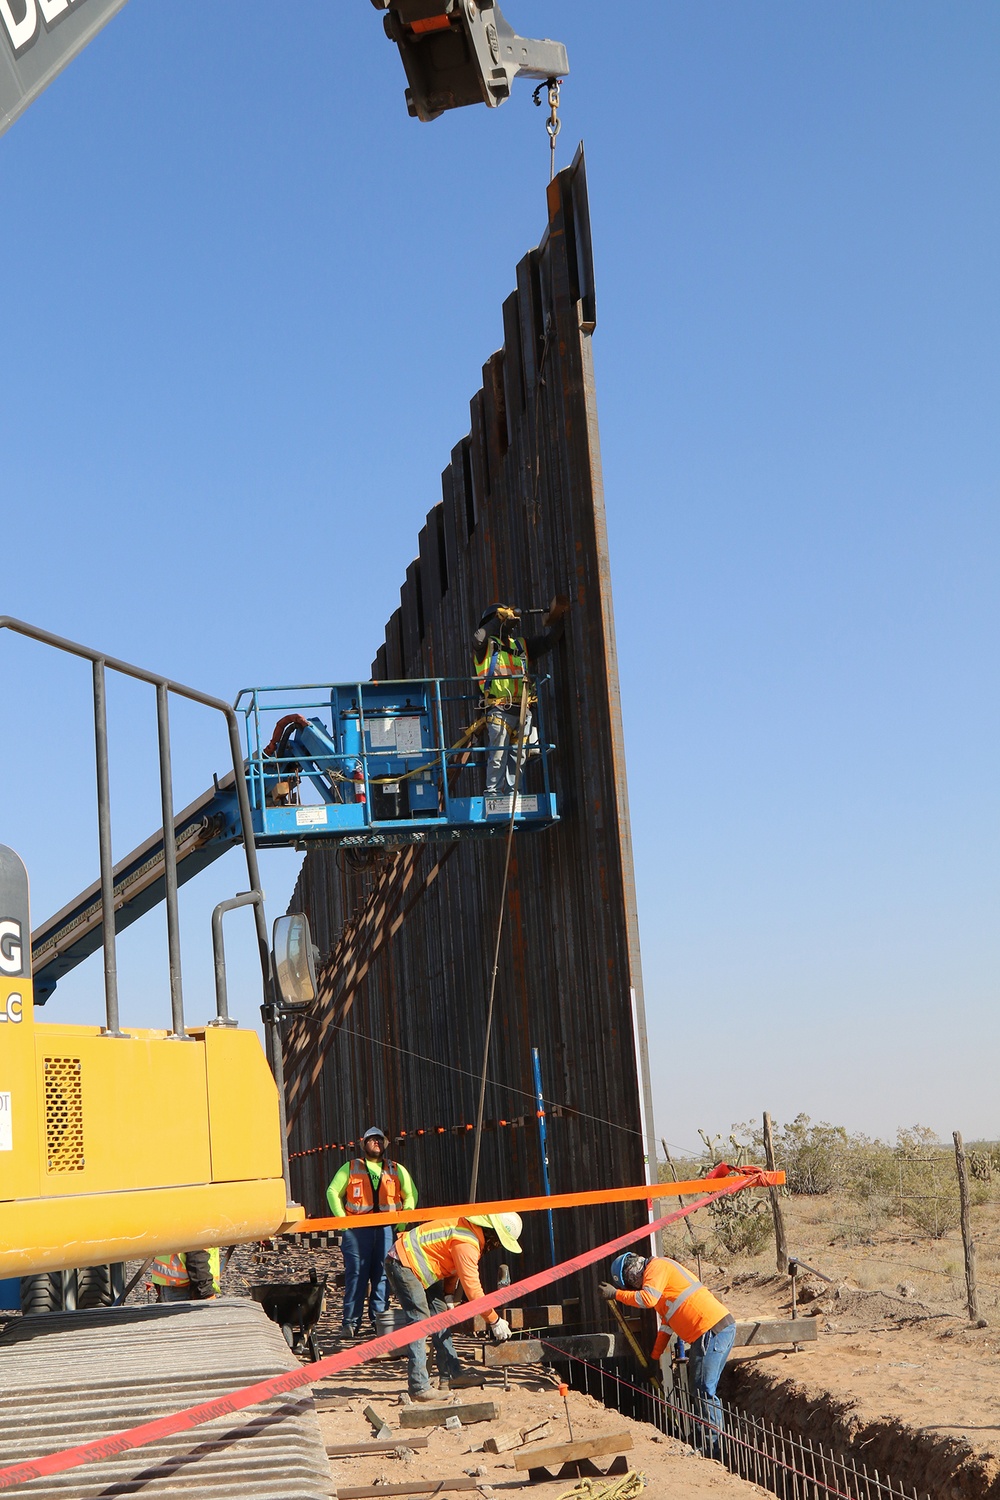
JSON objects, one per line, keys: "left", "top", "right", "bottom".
{"left": 272, "top": 914, "right": 319, "bottom": 1012}
{"left": 375, "top": 0, "right": 569, "bottom": 123}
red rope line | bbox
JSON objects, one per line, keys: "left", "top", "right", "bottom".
{"left": 0, "top": 1176, "right": 761, "bottom": 1491}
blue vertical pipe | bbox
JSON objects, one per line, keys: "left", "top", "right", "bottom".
{"left": 532, "top": 1045, "right": 557, "bottom": 1266}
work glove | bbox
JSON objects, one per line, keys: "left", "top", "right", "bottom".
{"left": 598, "top": 1282, "right": 618, "bottom": 1303}
{"left": 497, "top": 606, "right": 518, "bottom": 622}
{"left": 489, "top": 1317, "right": 512, "bottom": 1343}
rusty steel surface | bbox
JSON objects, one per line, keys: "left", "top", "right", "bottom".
{"left": 285, "top": 149, "right": 656, "bottom": 1319}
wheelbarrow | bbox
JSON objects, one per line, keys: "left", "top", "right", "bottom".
{"left": 251, "top": 1268, "right": 327, "bottom": 1361}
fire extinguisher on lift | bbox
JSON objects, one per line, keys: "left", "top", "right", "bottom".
{"left": 352, "top": 761, "right": 366, "bottom": 804}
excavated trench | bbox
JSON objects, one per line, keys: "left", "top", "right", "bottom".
{"left": 723, "top": 1359, "right": 1000, "bottom": 1500}
{"left": 561, "top": 1338, "right": 999, "bottom": 1500}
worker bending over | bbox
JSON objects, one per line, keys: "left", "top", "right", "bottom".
{"left": 473, "top": 596, "right": 569, "bottom": 798}
{"left": 385, "top": 1212, "right": 521, "bottom": 1400}
{"left": 150, "top": 1248, "right": 220, "bottom": 1302}
{"left": 327, "top": 1126, "right": 418, "bottom": 1339}
{"left": 601, "top": 1252, "right": 736, "bottom": 1451}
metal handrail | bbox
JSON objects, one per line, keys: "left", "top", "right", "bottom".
{"left": 0, "top": 618, "right": 273, "bottom": 1035}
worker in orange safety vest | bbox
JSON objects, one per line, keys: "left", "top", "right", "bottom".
{"left": 600, "top": 1251, "right": 735, "bottom": 1452}
{"left": 327, "top": 1126, "right": 417, "bottom": 1339}
{"left": 150, "top": 1247, "right": 221, "bottom": 1302}
{"left": 385, "top": 1212, "right": 521, "bottom": 1400}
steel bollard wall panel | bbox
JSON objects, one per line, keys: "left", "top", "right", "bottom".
{"left": 283, "top": 149, "right": 655, "bottom": 1321}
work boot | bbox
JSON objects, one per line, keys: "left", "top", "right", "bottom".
{"left": 411, "top": 1389, "right": 438, "bottom": 1403}
{"left": 337, "top": 1323, "right": 356, "bottom": 1341}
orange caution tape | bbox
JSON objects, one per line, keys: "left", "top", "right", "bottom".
{"left": 289, "top": 1169, "right": 784, "bottom": 1234}
{"left": 0, "top": 1172, "right": 764, "bottom": 1492}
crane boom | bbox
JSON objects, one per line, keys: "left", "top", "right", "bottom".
{"left": 0, "top": 0, "right": 128, "bottom": 138}
{"left": 1, "top": 0, "right": 568, "bottom": 140}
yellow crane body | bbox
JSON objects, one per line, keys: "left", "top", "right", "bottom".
{"left": 0, "top": 849, "right": 294, "bottom": 1280}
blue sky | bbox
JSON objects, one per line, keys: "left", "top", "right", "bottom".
{"left": 1, "top": 3, "right": 997, "bottom": 1148}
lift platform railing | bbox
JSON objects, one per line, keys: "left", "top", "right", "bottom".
{"left": 234, "top": 675, "right": 559, "bottom": 844}
{"left": 1, "top": 617, "right": 272, "bottom": 1034}
{"left": 31, "top": 674, "right": 559, "bottom": 1004}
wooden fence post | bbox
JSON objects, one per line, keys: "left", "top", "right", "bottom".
{"left": 661, "top": 1138, "right": 702, "bottom": 1279}
{"left": 763, "top": 1112, "right": 788, "bottom": 1274}
{"left": 953, "top": 1131, "right": 981, "bottom": 1324}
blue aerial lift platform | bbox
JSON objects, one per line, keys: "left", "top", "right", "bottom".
{"left": 32, "top": 678, "right": 557, "bottom": 1003}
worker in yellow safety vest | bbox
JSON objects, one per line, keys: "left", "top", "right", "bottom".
{"left": 472, "top": 596, "right": 569, "bottom": 800}
{"left": 385, "top": 1212, "right": 521, "bottom": 1400}
{"left": 150, "top": 1248, "right": 221, "bottom": 1302}
{"left": 327, "top": 1126, "right": 418, "bottom": 1339}
{"left": 601, "top": 1252, "right": 735, "bottom": 1452}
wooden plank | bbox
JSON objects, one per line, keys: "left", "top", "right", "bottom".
{"left": 335, "top": 1482, "right": 476, "bottom": 1499}
{"left": 734, "top": 1317, "right": 818, "bottom": 1347}
{"left": 398, "top": 1400, "right": 499, "bottom": 1429}
{"left": 482, "top": 1431, "right": 522, "bottom": 1454}
{"left": 483, "top": 1417, "right": 556, "bottom": 1454}
{"left": 514, "top": 1432, "right": 633, "bottom": 1473}
{"left": 483, "top": 1339, "right": 543, "bottom": 1366}
{"left": 484, "top": 1332, "right": 617, "bottom": 1367}
{"left": 325, "top": 1436, "right": 429, "bottom": 1457}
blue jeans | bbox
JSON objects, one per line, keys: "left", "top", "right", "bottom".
{"left": 485, "top": 706, "right": 536, "bottom": 797}
{"left": 687, "top": 1321, "right": 737, "bottom": 1454}
{"left": 341, "top": 1224, "right": 392, "bottom": 1330}
{"left": 385, "top": 1258, "right": 464, "bottom": 1395}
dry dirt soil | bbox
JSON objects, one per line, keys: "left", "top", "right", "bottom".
{"left": 313, "top": 1347, "right": 768, "bottom": 1499}
{"left": 227, "top": 1242, "right": 766, "bottom": 1498}
{"left": 229, "top": 1199, "right": 1000, "bottom": 1498}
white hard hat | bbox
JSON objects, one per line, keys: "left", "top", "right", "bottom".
{"left": 468, "top": 1212, "right": 522, "bottom": 1254}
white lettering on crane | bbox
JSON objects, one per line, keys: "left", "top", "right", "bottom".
{"left": 0, "top": 0, "right": 37, "bottom": 54}
{"left": 0, "top": 1093, "right": 11, "bottom": 1152}
{"left": 0, "top": 0, "right": 84, "bottom": 59}
{"left": 0, "top": 995, "right": 23, "bottom": 1023}
{"left": 0, "top": 921, "right": 22, "bottom": 975}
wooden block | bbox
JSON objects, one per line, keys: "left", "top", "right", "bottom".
{"left": 335, "top": 1482, "right": 476, "bottom": 1498}
{"left": 483, "top": 1431, "right": 523, "bottom": 1454}
{"left": 325, "top": 1437, "right": 429, "bottom": 1457}
{"left": 518, "top": 1305, "right": 564, "bottom": 1330}
{"left": 734, "top": 1317, "right": 818, "bottom": 1347}
{"left": 514, "top": 1432, "right": 633, "bottom": 1473}
{"left": 398, "top": 1400, "right": 499, "bottom": 1429}
{"left": 484, "top": 1339, "right": 543, "bottom": 1366}
{"left": 521, "top": 1419, "right": 554, "bottom": 1444}
{"left": 475, "top": 1303, "right": 564, "bottom": 1333}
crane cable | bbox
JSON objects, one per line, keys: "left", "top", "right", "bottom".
{"left": 468, "top": 677, "right": 530, "bottom": 1200}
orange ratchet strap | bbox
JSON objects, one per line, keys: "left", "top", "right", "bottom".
{"left": 292, "top": 1167, "right": 783, "bottom": 1234}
